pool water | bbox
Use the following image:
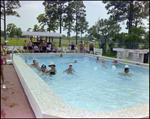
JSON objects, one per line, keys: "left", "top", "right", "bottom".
{"left": 21, "top": 54, "right": 149, "bottom": 112}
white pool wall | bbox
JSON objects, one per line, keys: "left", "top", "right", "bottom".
{"left": 13, "top": 53, "right": 149, "bottom": 118}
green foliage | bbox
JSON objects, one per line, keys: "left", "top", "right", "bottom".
{"left": 130, "top": 27, "right": 145, "bottom": 37}
{"left": 37, "top": 2, "right": 59, "bottom": 32}
{"left": 15, "top": 27, "right": 22, "bottom": 37}
{"left": 33, "top": 24, "right": 40, "bottom": 32}
{"left": 88, "top": 17, "right": 121, "bottom": 54}
{"left": 6, "top": 23, "right": 17, "bottom": 37}
{"left": 63, "top": 1, "right": 75, "bottom": 41}
{"left": 102, "top": 1, "right": 149, "bottom": 33}
{"left": 144, "top": 31, "right": 149, "bottom": 43}
{"left": 71, "top": 1, "right": 88, "bottom": 44}
{"left": 123, "top": 33, "right": 142, "bottom": 48}
{"left": 1, "top": 0, "right": 21, "bottom": 17}
{"left": 27, "top": 28, "right": 32, "bottom": 32}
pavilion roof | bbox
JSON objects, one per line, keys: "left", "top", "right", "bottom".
{"left": 22, "top": 31, "right": 62, "bottom": 37}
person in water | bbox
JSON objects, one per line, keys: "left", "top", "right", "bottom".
{"left": 60, "top": 54, "right": 63, "bottom": 57}
{"left": 56, "top": 53, "right": 63, "bottom": 57}
{"left": 96, "top": 56, "right": 100, "bottom": 63}
{"left": 37, "top": 64, "right": 49, "bottom": 73}
{"left": 30, "top": 60, "right": 36, "bottom": 67}
{"left": 118, "top": 65, "right": 133, "bottom": 76}
{"left": 123, "top": 65, "right": 130, "bottom": 74}
{"left": 112, "top": 59, "right": 120, "bottom": 65}
{"left": 65, "top": 59, "right": 77, "bottom": 64}
{"left": 102, "top": 59, "right": 106, "bottom": 65}
{"left": 63, "top": 63, "right": 75, "bottom": 74}
{"left": 47, "top": 62, "right": 57, "bottom": 75}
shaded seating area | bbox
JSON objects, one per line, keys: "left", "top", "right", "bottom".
{"left": 22, "top": 31, "right": 62, "bottom": 53}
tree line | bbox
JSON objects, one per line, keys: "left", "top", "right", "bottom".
{"left": 1, "top": 0, "right": 149, "bottom": 51}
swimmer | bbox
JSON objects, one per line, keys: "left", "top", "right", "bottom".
{"left": 101, "top": 59, "right": 106, "bottom": 65}
{"left": 63, "top": 63, "right": 75, "bottom": 74}
{"left": 65, "top": 59, "right": 77, "bottom": 64}
{"left": 96, "top": 56, "right": 100, "bottom": 63}
{"left": 60, "top": 53, "right": 63, "bottom": 57}
{"left": 47, "top": 62, "right": 57, "bottom": 75}
{"left": 56, "top": 54, "right": 63, "bottom": 57}
{"left": 30, "top": 60, "right": 36, "bottom": 67}
{"left": 112, "top": 59, "right": 120, "bottom": 65}
{"left": 37, "top": 64, "right": 49, "bottom": 73}
{"left": 118, "top": 65, "right": 133, "bottom": 75}
{"left": 35, "top": 61, "right": 40, "bottom": 69}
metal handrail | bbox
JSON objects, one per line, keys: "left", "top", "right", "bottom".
{"left": 12, "top": 46, "right": 27, "bottom": 63}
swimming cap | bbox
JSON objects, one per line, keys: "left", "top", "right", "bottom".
{"left": 69, "top": 63, "right": 72, "bottom": 66}
{"left": 125, "top": 65, "right": 129, "bottom": 68}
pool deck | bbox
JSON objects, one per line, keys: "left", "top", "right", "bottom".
{"left": 1, "top": 64, "right": 36, "bottom": 118}
{"left": 1, "top": 54, "right": 149, "bottom": 118}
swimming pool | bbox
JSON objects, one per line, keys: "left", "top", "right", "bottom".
{"left": 21, "top": 54, "right": 149, "bottom": 112}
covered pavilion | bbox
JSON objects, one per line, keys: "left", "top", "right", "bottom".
{"left": 22, "top": 31, "right": 63, "bottom": 47}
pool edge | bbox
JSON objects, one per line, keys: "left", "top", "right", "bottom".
{"left": 13, "top": 53, "right": 149, "bottom": 118}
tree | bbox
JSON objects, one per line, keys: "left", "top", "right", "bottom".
{"left": 15, "top": 27, "right": 22, "bottom": 37}
{"left": 6, "top": 23, "right": 17, "bottom": 39}
{"left": 88, "top": 18, "right": 121, "bottom": 54}
{"left": 71, "top": 1, "right": 87, "bottom": 45}
{"left": 123, "top": 33, "right": 142, "bottom": 49}
{"left": 63, "top": 1, "right": 75, "bottom": 42}
{"left": 1, "top": 0, "right": 21, "bottom": 42}
{"left": 77, "top": 13, "right": 89, "bottom": 41}
{"left": 33, "top": 24, "right": 40, "bottom": 32}
{"left": 27, "top": 28, "right": 32, "bottom": 32}
{"left": 42, "top": 1, "right": 67, "bottom": 47}
{"left": 102, "top": 1, "right": 149, "bottom": 34}
{"left": 37, "top": 5, "right": 59, "bottom": 32}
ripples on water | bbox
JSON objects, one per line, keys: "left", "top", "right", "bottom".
{"left": 22, "top": 54, "right": 149, "bottom": 112}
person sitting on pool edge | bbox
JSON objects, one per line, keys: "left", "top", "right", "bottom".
{"left": 48, "top": 62, "right": 57, "bottom": 75}
{"left": 102, "top": 59, "right": 106, "bottom": 65}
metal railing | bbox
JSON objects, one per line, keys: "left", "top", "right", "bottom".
{"left": 12, "top": 46, "right": 27, "bottom": 63}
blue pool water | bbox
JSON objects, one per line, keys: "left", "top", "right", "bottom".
{"left": 20, "top": 54, "right": 149, "bottom": 112}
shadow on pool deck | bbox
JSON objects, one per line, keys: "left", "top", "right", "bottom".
{"left": 1, "top": 64, "right": 36, "bottom": 118}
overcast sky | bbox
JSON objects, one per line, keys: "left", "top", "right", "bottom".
{"left": 1, "top": 1, "right": 149, "bottom": 37}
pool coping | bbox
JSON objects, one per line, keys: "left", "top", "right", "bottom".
{"left": 13, "top": 53, "right": 149, "bottom": 118}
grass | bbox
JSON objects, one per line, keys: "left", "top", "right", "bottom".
{"left": 102, "top": 53, "right": 117, "bottom": 58}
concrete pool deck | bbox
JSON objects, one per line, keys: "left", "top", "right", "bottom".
{"left": 1, "top": 65, "right": 35, "bottom": 118}
{"left": 1, "top": 53, "right": 149, "bottom": 118}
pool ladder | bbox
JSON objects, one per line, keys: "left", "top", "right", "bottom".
{"left": 12, "top": 46, "right": 27, "bottom": 63}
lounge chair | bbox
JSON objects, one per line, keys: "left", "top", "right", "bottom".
{"left": 63, "top": 47, "right": 70, "bottom": 53}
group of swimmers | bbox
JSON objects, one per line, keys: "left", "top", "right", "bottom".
{"left": 29, "top": 60, "right": 57, "bottom": 75}
{"left": 29, "top": 56, "right": 78, "bottom": 75}
{"left": 30, "top": 54, "right": 131, "bottom": 76}
{"left": 95, "top": 56, "right": 131, "bottom": 74}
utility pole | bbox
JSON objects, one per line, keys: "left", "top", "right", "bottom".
{"left": 59, "top": 13, "right": 62, "bottom": 47}
{"left": 3, "top": 0, "right": 6, "bottom": 44}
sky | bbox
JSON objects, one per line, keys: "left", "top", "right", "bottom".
{"left": 1, "top": 1, "right": 149, "bottom": 37}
